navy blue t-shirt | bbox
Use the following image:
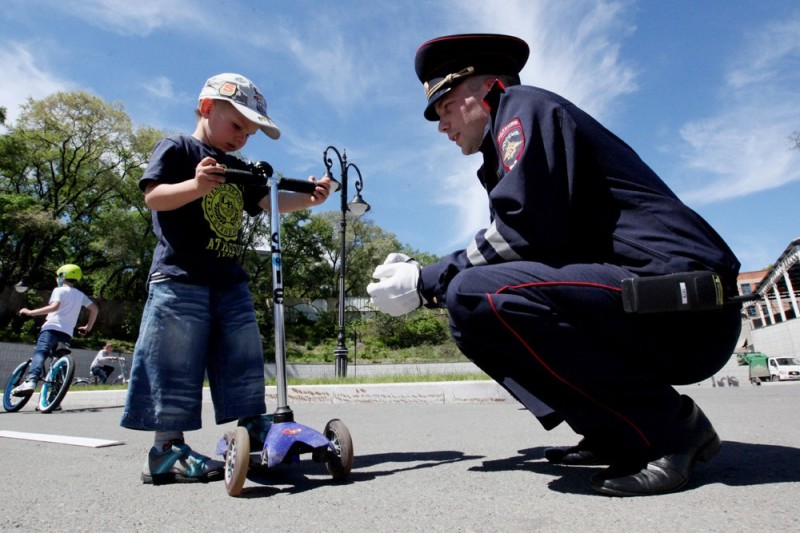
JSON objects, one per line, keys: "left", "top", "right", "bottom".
{"left": 139, "top": 135, "right": 268, "bottom": 287}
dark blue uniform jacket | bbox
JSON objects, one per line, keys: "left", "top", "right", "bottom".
{"left": 419, "top": 84, "right": 740, "bottom": 307}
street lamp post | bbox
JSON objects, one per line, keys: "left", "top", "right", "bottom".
{"left": 323, "top": 146, "right": 370, "bottom": 378}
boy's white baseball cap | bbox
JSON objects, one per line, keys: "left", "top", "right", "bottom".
{"left": 199, "top": 73, "right": 280, "bottom": 139}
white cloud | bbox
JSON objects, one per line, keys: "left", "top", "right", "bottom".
{"left": 422, "top": 0, "right": 641, "bottom": 248}
{"left": 65, "top": 0, "right": 206, "bottom": 37}
{"left": 677, "top": 12, "right": 800, "bottom": 204}
{"left": 141, "top": 76, "right": 175, "bottom": 100}
{"left": 679, "top": 105, "right": 800, "bottom": 203}
{"left": 726, "top": 16, "right": 800, "bottom": 91}
{"left": 0, "top": 42, "right": 73, "bottom": 126}
{"left": 226, "top": 2, "right": 434, "bottom": 119}
{"left": 452, "top": 0, "right": 638, "bottom": 119}
{"left": 281, "top": 32, "right": 366, "bottom": 112}
{"left": 435, "top": 154, "right": 493, "bottom": 250}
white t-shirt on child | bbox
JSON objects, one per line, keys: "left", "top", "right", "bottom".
{"left": 41, "top": 285, "right": 93, "bottom": 336}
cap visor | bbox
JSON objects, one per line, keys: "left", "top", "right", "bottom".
{"left": 233, "top": 102, "right": 281, "bottom": 140}
{"left": 423, "top": 86, "right": 452, "bottom": 121}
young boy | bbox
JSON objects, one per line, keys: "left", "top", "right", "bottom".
{"left": 120, "top": 73, "right": 332, "bottom": 484}
{"left": 14, "top": 264, "right": 98, "bottom": 395}
{"left": 90, "top": 341, "right": 120, "bottom": 384}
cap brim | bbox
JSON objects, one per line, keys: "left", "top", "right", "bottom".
{"left": 423, "top": 86, "right": 453, "bottom": 121}
{"left": 231, "top": 102, "right": 281, "bottom": 140}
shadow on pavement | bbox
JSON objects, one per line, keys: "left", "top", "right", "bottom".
{"left": 469, "top": 441, "right": 800, "bottom": 495}
{"left": 235, "top": 450, "right": 483, "bottom": 499}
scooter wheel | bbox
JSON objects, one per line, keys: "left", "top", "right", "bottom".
{"left": 324, "top": 418, "right": 353, "bottom": 480}
{"left": 224, "top": 426, "right": 250, "bottom": 497}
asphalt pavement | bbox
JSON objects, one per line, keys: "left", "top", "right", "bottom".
{"left": 1, "top": 382, "right": 799, "bottom": 532}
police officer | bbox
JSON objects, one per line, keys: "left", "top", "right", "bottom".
{"left": 367, "top": 33, "right": 742, "bottom": 496}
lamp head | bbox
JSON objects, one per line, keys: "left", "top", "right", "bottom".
{"left": 324, "top": 170, "right": 341, "bottom": 193}
{"left": 348, "top": 193, "right": 371, "bottom": 217}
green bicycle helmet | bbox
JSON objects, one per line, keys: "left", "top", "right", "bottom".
{"left": 56, "top": 264, "right": 82, "bottom": 282}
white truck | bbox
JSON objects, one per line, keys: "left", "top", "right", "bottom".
{"left": 739, "top": 352, "right": 800, "bottom": 383}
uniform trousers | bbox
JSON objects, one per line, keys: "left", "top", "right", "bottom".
{"left": 445, "top": 261, "right": 741, "bottom": 461}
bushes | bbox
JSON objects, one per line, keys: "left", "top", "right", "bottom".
{"left": 267, "top": 307, "right": 462, "bottom": 364}
{"left": 363, "top": 309, "right": 449, "bottom": 349}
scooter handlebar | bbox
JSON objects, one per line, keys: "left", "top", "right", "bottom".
{"left": 276, "top": 178, "right": 318, "bottom": 194}
{"left": 223, "top": 168, "right": 267, "bottom": 186}
{"left": 224, "top": 168, "right": 318, "bottom": 194}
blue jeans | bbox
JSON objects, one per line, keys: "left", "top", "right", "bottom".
{"left": 91, "top": 365, "right": 114, "bottom": 383}
{"left": 120, "top": 280, "right": 267, "bottom": 431}
{"left": 26, "top": 329, "right": 72, "bottom": 382}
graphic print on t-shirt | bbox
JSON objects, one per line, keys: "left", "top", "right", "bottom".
{"left": 203, "top": 184, "right": 244, "bottom": 259}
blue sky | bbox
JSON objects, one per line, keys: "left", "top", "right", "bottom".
{"left": 1, "top": 0, "right": 799, "bottom": 273}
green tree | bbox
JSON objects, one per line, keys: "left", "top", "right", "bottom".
{"left": 313, "top": 211, "right": 436, "bottom": 301}
{"left": 244, "top": 208, "right": 426, "bottom": 304}
{"left": 0, "top": 89, "right": 166, "bottom": 329}
{"left": 87, "top": 126, "right": 163, "bottom": 301}
{"left": 0, "top": 91, "right": 449, "bottom": 353}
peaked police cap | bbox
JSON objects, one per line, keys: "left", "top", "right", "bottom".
{"left": 414, "top": 33, "right": 529, "bottom": 120}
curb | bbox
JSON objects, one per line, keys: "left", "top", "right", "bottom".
{"left": 58, "top": 381, "right": 514, "bottom": 410}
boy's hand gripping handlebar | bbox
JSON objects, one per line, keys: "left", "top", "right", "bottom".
{"left": 223, "top": 161, "right": 317, "bottom": 194}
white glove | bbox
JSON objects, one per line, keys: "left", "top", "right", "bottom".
{"left": 382, "top": 252, "right": 412, "bottom": 264}
{"left": 367, "top": 254, "right": 423, "bottom": 316}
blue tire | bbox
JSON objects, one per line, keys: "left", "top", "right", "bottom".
{"left": 3, "top": 360, "right": 32, "bottom": 412}
{"left": 38, "top": 355, "right": 75, "bottom": 413}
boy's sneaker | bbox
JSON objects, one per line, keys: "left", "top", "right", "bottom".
{"left": 141, "top": 439, "right": 224, "bottom": 484}
{"left": 237, "top": 414, "right": 273, "bottom": 449}
{"left": 11, "top": 380, "right": 36, "bottom": 397}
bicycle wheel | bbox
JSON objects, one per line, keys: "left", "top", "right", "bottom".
{"left": 38, "top": 355, "right": 75, "bottom": 413}
{"left": 3, "top": 360, "right": 32, "bottom": 413}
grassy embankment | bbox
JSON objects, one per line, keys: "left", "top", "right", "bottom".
{"left": 68, "top": 341, "right": 489, "bottom": 390}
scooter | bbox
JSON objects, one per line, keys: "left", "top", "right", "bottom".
{"left": 215, "top": 161, "right": 353, "bottom": 497}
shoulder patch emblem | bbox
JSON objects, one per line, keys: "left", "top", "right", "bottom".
{"left": 497, "top": 117, "right": 525, "bottom": 171}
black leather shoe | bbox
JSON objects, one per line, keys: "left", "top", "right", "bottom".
{"left": 590, "top": 396, "right": 720, "bottom": 497}
{"left": 544, "top": 438, "right": 609, "bottom": 466}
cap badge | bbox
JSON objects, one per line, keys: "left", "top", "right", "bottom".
{"left": 424, "top": 66, "right": 475, "bottom": 99}
{"left": 219, "top": 82, "right": 238, "bottom": 98}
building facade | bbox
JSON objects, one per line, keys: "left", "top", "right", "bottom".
{"left": 737, "top": 238, "right": 800, "bottom": 358}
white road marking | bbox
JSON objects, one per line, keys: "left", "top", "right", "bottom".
{"left": 0, "top": 430, "right": 124, "bottom": 448}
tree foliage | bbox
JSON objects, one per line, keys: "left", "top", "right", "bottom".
{"left": 0, "top": 91, "right": 160, "bottom": 300}
{"left": 0, "top": 91, "right": 445, "bottom": 355}
{"left": 242, "top": 206, "right": 437, "bottom": 304}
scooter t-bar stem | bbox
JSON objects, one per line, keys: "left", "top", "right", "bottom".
{"left": 268, "top": 174, "right": 293, "bottom": 422}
